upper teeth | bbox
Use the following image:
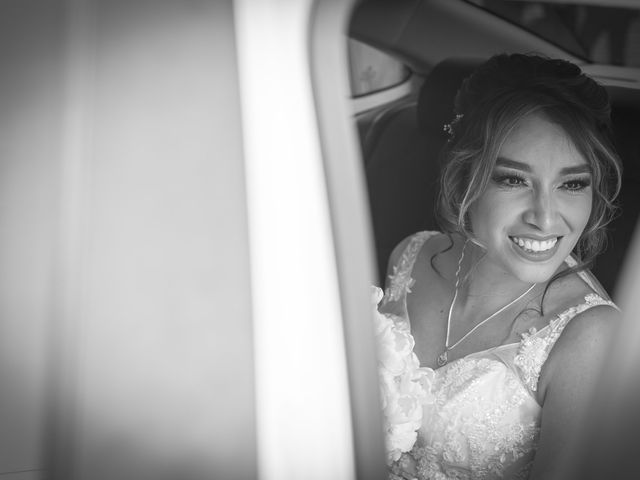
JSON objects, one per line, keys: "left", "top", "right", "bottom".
{"left": 511, "top": 236, "right": 558, "bottom": 252}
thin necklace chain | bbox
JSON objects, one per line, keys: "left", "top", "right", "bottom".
{"left": 437, "top": 240, "right": 537, "bottom": 367}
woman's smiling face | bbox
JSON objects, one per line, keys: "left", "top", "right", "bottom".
{"left": 469, "top": 112, "right": 593, "bottom": 284}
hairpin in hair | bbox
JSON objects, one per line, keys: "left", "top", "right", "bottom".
{"left": 443, "top": 114, "right": 464, "bottom": 137}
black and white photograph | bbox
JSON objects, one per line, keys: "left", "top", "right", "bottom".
{"left": 1, "top": 1, "right": 639, "bottom": 479}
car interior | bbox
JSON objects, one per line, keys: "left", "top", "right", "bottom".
{"left": 349, "top": 0, "right": 640, "bottom": 299}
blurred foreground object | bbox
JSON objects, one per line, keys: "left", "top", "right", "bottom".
{"left": 565, "top": 223, "right": 640, "bottom": 479}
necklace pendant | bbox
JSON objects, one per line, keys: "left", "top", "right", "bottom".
{"left": 437, "top": 351, "right": 448, "bottom": 367}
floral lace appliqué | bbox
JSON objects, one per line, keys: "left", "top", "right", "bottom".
{"left": 514, "top": 293, "right": 616, "bottom": 392}
{"left": 416, "top": 359, "right": 539, "bottom": 479}
{"left": 385, "top": 232, "right": 436, "bottom": 302}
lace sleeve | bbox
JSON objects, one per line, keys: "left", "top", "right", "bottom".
{"left": 383, "top": 231, "right": 440, "bottom": 304}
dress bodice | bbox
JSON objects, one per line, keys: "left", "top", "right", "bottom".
{"left": 377, "top": 231, "right": 616, "bottom": 480}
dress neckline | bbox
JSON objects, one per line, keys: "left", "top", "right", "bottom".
{"left": 390, "top": 231, "right": 616, "bottom": 371}
{"left": 425, "top": 340, "right": 518, "bottom": 371}
{"left": 417, "top": 321, "right": 539, "bottom": 372}
{"left": 413, "top": 292, "right": 614, "bottom": 371}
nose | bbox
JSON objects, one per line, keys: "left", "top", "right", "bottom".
{"left": 523, "top": 189, "right": 558, "bottom": 231}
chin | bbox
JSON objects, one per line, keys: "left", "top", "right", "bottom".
{"left": 512, "top": 266, "right": 560, "bottom": 284}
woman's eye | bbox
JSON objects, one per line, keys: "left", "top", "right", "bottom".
{"left": 493, "top": 174, "right": 527, "bottom": 188}
{"left": 562, "top": 179, "right": 591, "bottom": 191}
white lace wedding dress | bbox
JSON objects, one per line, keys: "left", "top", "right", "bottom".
{"left": 375, "top": 231, "right": 616, "bottom": 480}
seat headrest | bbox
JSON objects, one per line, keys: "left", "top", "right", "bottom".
{"left": 417, "top": 58, "right": 484, "bottom": 137}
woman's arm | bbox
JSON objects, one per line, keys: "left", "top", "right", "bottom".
{"left": 528, "top": 305, "right": 619, "bottom": 480}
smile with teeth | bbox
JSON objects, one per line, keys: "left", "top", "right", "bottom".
{"left": 510, "top": 236, "right": 559, "bottom": 253}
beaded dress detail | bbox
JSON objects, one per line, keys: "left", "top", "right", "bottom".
{"left": 376, "top": 231, "right": 616, "bottom": 480}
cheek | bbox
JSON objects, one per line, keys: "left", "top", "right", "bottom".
{"left": 569, "top": 194, "right": 593, "bottom": 232}
{"left": 468, "top": 195, "right": 509, "bottom": 237}
{"left": 471, "top": 191, "right": 512, "bottom": 220}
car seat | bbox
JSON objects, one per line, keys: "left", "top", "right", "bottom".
{"left": 363, "top": 58, "right": 480, "bottom": 285}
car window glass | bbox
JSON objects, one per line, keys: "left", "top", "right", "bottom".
{"left": 467, "top": 0, "right": 640, "bottom": 67}
{"left": 348, "top": 39, "right": 410, "bottom": 97}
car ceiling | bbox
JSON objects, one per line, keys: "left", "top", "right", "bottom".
{"left": 349, "top": 0, "right": 579, "bottom": 76}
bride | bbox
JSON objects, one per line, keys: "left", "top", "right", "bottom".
{"left": 374, "top": 53, "right": 622, "bottom": 479}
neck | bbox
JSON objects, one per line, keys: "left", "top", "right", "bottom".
{"left": 456, "top": 240, "right": 537, "bottom": 307}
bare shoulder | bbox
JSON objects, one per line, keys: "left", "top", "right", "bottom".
{"left": 552, "top": 303, "right": 619, "bottom": 359}
{"left": 531, "top": 302, "right": 620, "bottom": 479}
{"left": 552, "top": 302, "right": 618, "bottom": 358}
{"left": 539, "top": 302, "right": 620, "bottom": 401}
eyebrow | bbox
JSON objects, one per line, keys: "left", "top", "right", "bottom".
{"left": 495, "top": 157, "right": 592, "bottom": 175}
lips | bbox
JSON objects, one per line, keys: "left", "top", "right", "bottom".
{"left": 510, "top": 236, "right": 558, "bottom": 253}
{"left": 509, "top": 235, "right": 563, "bottom": 261}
